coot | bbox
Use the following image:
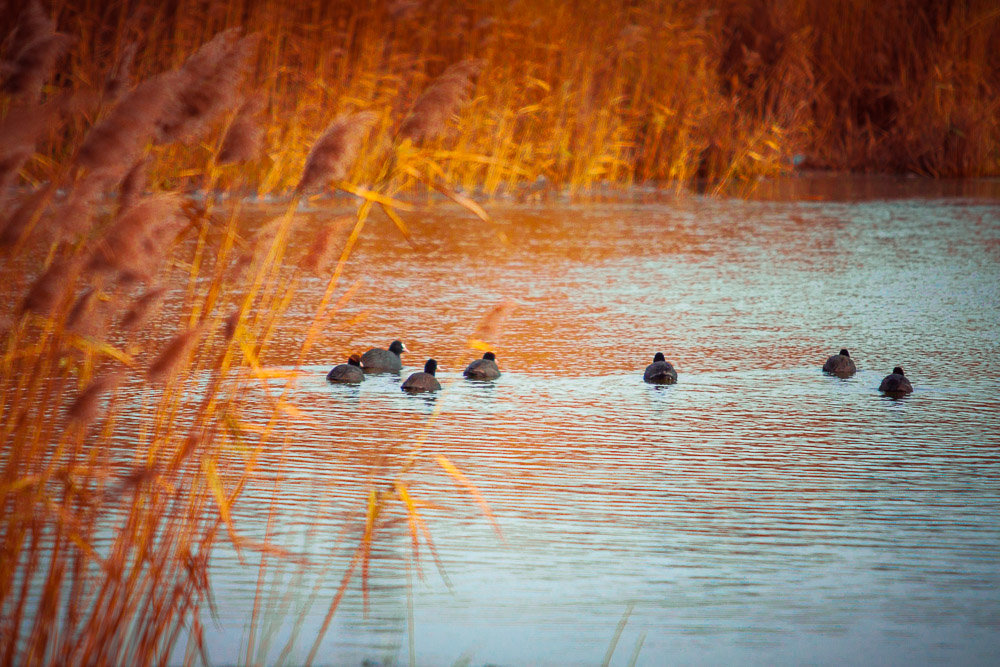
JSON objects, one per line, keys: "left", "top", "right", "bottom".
{"left": 361, "top": 340, "right": 407, "bottom": 373}
{"left": 401, "top": 359, "right": 442, "bottom": 392}
{"left": 643, "top": 352, "right": 678, "bottom": 385}
{"left": 823, "top": 348, "right": 857, "bottom": 377}
{"left": 463, "top": 352, "right": 501, "bottom": 380}
{"left": 326, "top": 354, "right": 364, "bottom": 384}
{"left": 879, "top": 366, "right": 913, "bottom": 396}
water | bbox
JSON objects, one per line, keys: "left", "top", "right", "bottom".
{"left": 50, "top": 178, "right": 1000, "bottom": 663}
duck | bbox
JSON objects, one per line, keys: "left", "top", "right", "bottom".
{"left": 463, "top": 352, "right": 501, "bottom": 380}
{"left": 879, "top": 366, "right": 913, "bottom": 396}
{"left": 643, "top": 352, "right": 678, "bottom": 385}
{"left": 822, "top": 348, "right": 857, "bottom": 377}
{"left": 401, "top": 359, "right": 441, "bottom": 393}
{"left": 326, "top": 354, "right": 364, "bottom": 384}
{"left": 361, "top": 340, "right": 407, "bottom": 373}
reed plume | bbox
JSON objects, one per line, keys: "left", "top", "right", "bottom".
{"left": 1, "top": 0, "right": 72, "bottom": 101}
{"left": 20, "top": 256, "right": 80, "bottom": 316}
{"left": 77, "top": 71, "right": 181, "bottom": 183}
{"left": 66, "top": 286, "right": 109, "bottom": 337}
{"left": 88, "top": 195, "right": 183, "bottom": 283}
{"left": 67, "top": 372, "right": 123, "bottom": 427}
{"left": 54, "top": 176, "right": 102, "bottom": 239}
{"left": 155, "top": 29, "right": 258, "bottom": 144}
{"left": 218, "top": 95, "right": 265, "bottom": 164}
{"left": 118, "top": 157, "right": 149, "bottom": 213}
{"left": 398, "top": 60, "right": 481, "bottom": 143}
{"left": 147, "top": 325, "right": 202, "bottom": 383}
{"left": 0, "top": 188, "right": 47, "bottom": 247}
{"left": 300, "top": 215, "right": 352, "bottom": 275}
{"left": 0, "top": 102, "right": 57, "bottom": 190}
{"left": 295, "top": 111, "right": 376, "bottom": 194}
{"left": 468, "top": 298, "right": 517, "bottom": 349}
{"left": 118, "top": 285, "right": 167, "bottom": 330}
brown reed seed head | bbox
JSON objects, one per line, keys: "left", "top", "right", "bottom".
{"left": 118, "top": 157, "right": 149, "bottom": 213}
{"left": 54, "top": 176, "right": 103, "bottom": 240}
{"left": 119, "top": 285, "right": 167, "bottom": 330}
{"left": 88, "top": 195, "right": 183, "bottom": 283}
{"left": 300, "top": 215, "right": 353, "bottom": 275}
{"left": 67, "top": 372, "right": 124, "bottom": 426}
{"left": 66, "top": 287, "right": 109, "bottom": 338}
{"left": 77, "top": 71, "right": 182, "bottom": 182}
{"left": 0, "top": 188, "right": 48, "bottom": 247}
{"left": 155, "top": 29, "right": 258, "bottom": 144}
{"left": 1, "top": 0, "right": 72, "bottom": 101}
{"left": 21, "top": 256, "right": 81, "bottom": 316}
{"left": 218, "top": 95, "right": 265, "bottom": 164}
{"left": 399, "top": 59, "right": 482, "bottom": 143}
{"left": 0, "top": 102, "right": 57, "bottom": 180}
{"left": 147, "top": 326, "right": 202, "bottom": 383}
{"left": 295, "top": 111, "right": 377, "bottom": 194}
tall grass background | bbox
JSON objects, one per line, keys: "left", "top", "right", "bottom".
{"left": 4, "top": 0, "right": 999, "bottom": 198}
{"left": 1, "top": 0, "right": 998, "bottom": 664}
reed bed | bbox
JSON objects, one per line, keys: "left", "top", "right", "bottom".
{"left": 1, "top": 0, "right": 998, "bottom": 663}
{"left": 3, "top": 0, "right": 997, "bottom": 199}
{"left": 0, "top": 7, "right": 499, "bottom": 663}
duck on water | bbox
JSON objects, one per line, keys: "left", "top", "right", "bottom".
{"left": 326, "top": 354, "right": 364, "bottom": 384}
{"left": 823, "top": 348, "right": 857, "bottom": 377}
{"left": 402, "top": 359, "right": 442, "bottom": 393}
{"left": 643, "top": 352, "right": 677, "bottom": 385}
{"left": 464, "top": 352, "right": 501, "bottom": 380}
{"left": 879, "top": 366, "right": 913, "bottom": 396}
{"left": 361, "top": 340, "right": 407, "bottom": 373}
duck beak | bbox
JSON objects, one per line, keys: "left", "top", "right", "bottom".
{"left": 402, "top": 344, "right": 409, "bottom": 352}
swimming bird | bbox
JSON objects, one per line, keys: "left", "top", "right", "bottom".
{"left": 463, "top": 352, "right": 501, "bottom": 380}
{"left": 402, "top": 359, "right": 441, "bottom": 393}
{"left": 879, "top": 366, "right": 913, "bottom": 396}
{"left": 822, "top": 348, "right": 857, "bottom": 377}
{"left": 643, "top": 352, "right": 677, "bottom": 384}
{"left": 326, "top": 354, "right": 364, "bottom": 384}
{"left": 361, "top": 340, "right": 407, "bottom": 373}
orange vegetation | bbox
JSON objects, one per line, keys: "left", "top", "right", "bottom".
{"left": 3, "top": 0, "right": 998, "bottom": 198}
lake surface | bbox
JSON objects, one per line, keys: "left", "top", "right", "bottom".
{"left": 125, "top": 177, "right": 1000, "bottom": 663}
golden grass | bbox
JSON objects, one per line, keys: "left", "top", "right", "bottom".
{"left": 1, "top": 0, "right": 998, "bottom": 663}
{"left": 0, "top": 11, "right": 500, "bottom": 662}
{"left": 4, "top": 0, "right": 996, "bottom": 198}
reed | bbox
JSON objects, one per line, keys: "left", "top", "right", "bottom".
{"left": 2, "top": 1, "right": 998, "bottom": 664}
{"left": 6, "top": 0, "right": 994, "bottom": 197}
{"left": 1, "top": 19, "right": 497, "bottom": 665}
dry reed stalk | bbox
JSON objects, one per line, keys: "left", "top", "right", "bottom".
{"left": 118, "top": 285, "right": 167, "bottom": 330}
{"left": 77, "top": 71, "right": 181, "bottom": 183}
{"left": 398, "top": 59, "right": 481, "bottom": 143}
{"left": 147, "top": 325, "right": 202, "bottom": 383}
{"left": 295, "top": 111, "right": 377, "bottom": 194}
{"left": 218, "top": 95, "right": 265, "bottom": 164}
{"left": 155, "top": 29, "right": 258, "bottom": 144}
{"left": 67, "top": 372, "right": 124, "bottom": 426}
{"left": 88, "top": 195, "right": 183, "bottom": 283}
